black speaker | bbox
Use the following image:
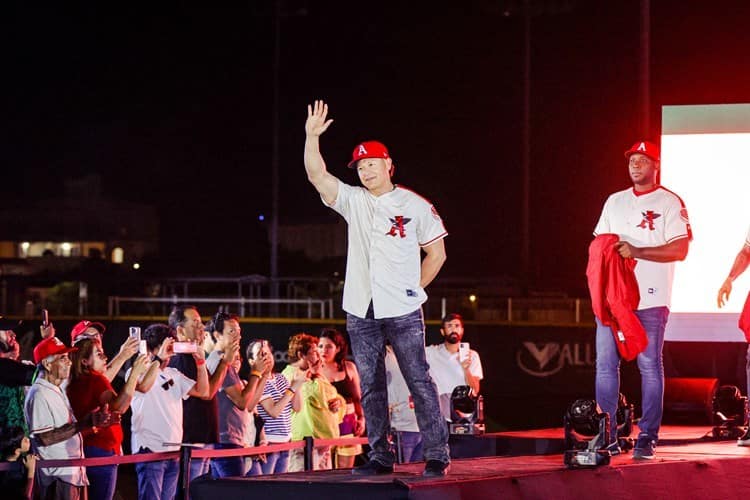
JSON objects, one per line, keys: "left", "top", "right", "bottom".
{"left": 663, "top": 377, "right": 719, "bottom": 424}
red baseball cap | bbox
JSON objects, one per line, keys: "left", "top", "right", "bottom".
{"left": 347, "top": 140, "right": 391, "bottom": 168}
{"left": 624, "top": 141, "right": 660, "bottom": 162}
{"left": 34, "top": 336, "right": 77, "bottom": 364}
{"left": 71, "top": 320, "right": 106, "bottom": 345}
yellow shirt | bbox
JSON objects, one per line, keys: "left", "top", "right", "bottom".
{"left": 282, "top": 365, "right": 345, "bottom": 440}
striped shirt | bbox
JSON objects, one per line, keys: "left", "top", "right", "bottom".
{"left": 256, "top": 372, "right": 292, "bottom": 442}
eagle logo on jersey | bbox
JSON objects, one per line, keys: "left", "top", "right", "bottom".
{"left": 386, "top": 216, "right": 411, "bottom": 238}
{"left": 637, "top": 210, "right": 661, "bottom": 230}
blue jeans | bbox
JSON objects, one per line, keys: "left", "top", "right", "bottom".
{"left": 190, "top": 454, "right": 211, "bottom": 482}
{"left": 396, "top": 431, "right": 423, "bottom": 463}
{"left": 347, "top": 307, "right": 449, "bottom": 466}
{"left": 596, "top": 306, "right": 669, "bottom": 442}
{"left": 134, "top": 447, "right": 180, "bottom": 500}
{"left": 259, "top": 450, "right": 289, "bottom": 475}
{"left": 84, "top": 446, "right": 118, "bottom": 500}
{"left": 210, "top": 443, "right": 246, "bottom": 478}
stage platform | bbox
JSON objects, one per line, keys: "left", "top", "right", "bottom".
{"left": 190, "top": 426, "right": 750, "bottom": 500}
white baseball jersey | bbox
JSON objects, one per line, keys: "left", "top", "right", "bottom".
{"left": 594, "top": 185, "right": 691, "bottom": 310}
{"left": 24, "top": 377, "right": 87, "bottom": 486}
{"left": 325, "top": 180, "right": 447, "bottom": 319}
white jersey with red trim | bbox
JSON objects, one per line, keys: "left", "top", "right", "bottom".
{"left": 325, "top": 180, "right": 448, "bottom": 319}
{"left": 593, "top": 185, "right": 691, "bottom": 310}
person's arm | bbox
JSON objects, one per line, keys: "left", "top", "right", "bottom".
{"left": 461, "top": 354, "right": 481, "bottom": 395}
{"left": 224, "top": 356, "right": 269, "bottom": 411}
{"left": 718, "top": 244, "right": 750, "bottom": 308}
{"left": 304, "top": 100, "right": 339, "bottom": 205}
{"left": 420, "top": 238, "right": 447, "bottom": 288}
{"left": 104, "top": 336, "right": 139, "bottom": 382}
{"left": 614, "top": 236, "right": 689, "bottom": 263}
{"left": 261, "top": 370, "right": 306, "bottom": 418}
{"left": 34, "top": 406, "right": 113, "bottom": 446}
{"left": 187, "top": 348, "right": 209, "bottom": 398}
{"left": 22, "top": 453, "right": 35, "bottom": 499}
{"left": 109, "top": 354, "right": 151, "bottom": 413}
{"left": 205, "top": 342, "right": 237, "bottom": 399}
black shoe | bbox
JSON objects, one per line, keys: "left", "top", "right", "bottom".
{"left": 352, "top": 459, "right": 394, "bottom": 476}
{"left": 422, "top": 460, "right": 450, "bottom": 477}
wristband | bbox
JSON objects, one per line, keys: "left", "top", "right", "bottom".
{"left": 250, "top": 370, "right": 263, "bottom": 378}
{"left": 285, "top": 387, "right": 296, "bottom": 395}
{"left": 195, "top": 359, "right": 206, "bottom": 366}
{"left": 153, "top": 355, "right": 163, "bottom": 365}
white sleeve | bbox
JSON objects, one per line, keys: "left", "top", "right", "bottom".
{"left": 470, "top": 351, "right": 484, "bottom": 380}
{"left": 663, "top": 196, "right": 691, "bottom": 243}
{"left": 418, "top": 202, "right": 448, "bottom": 247}
{"left": 323, "top": 179, "right": 354, "bottom": 220}
{"left": 593, "top": 197, "right": 610, "bottom": 236}
{"left": 170, "top": 368, "right": 197, "bottom": 399}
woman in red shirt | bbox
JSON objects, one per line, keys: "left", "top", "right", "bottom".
{"left": 67, "top": 338, "right": 150, "bottom": 500}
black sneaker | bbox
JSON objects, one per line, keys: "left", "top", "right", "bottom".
{"left": 422, "top": 460, "right": 450, "bottom": 477}
{"left": 632, "top": 437, "right": 656, "bottom": 460}
{"left": 352, "top": 459, "right": 394, "bottom": 476}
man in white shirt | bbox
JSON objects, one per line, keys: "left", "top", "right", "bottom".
{"left": 426, "top": 313, "right": 483, "bottom": 422}
{"left": 716, "top": 224, "right": 750, "bottom": 446}
{"left": 304, "top": 100, "right": 450, "bottom": 477}
{"left": 129, "top": 323, "right": 208, "bottom": 500}
{"left": 25, "top": 336, "right": 116, "bottom": 499}
{"left": 593, "top": 140, "right": 691, "bottom": 460}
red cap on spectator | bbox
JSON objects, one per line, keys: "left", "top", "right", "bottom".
{"left": 34, "top": 337, "right": 76, "bottom": 364}
{"left": 71, "top": 320, "right": 106, "bottom": 345}
{"left": 347, "top": 141, "right": 391, "bottom": 168}
{"left": 624, "top": 141, "right": 660, "bottom": 162}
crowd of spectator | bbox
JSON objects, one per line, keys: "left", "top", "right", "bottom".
{"left": 0, "top": 307, "right": 480, "bottom": 499}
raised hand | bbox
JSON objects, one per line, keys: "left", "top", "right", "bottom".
{"left": 118, "top": 336, "right": 140, "bottom": 359}
{"left": 305, "top": 100, "right": 334, "bottom": 137}
{"left": 157, "top": 337, "right": 175, "bottom": 360}
{"left": 131, "top": 354, "right": 151, "bottom": 377}
{"left": 40, "top": 322, "right": 55, "bottom": 340}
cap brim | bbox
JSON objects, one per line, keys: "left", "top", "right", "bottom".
{"left": 624, "top": 150, "right": 659, "bottom": 162}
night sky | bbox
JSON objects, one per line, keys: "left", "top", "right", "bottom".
{"left": 4, "top": 1, "right": 750, "bottom": 294}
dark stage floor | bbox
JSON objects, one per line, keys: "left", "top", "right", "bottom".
{"left": 189, "top": 425, "right": 750, "bottom": 500}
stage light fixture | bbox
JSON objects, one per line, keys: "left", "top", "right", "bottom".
{"left": 563, "top": 399, "right": 611, "bottom": 468}
{"left": 615, "top": 393, "right": 634, "bottom": 451}
{"left": 711, "top": 385, "right": 748, "bottom": 439}
{"left": 449, "top": 385, "right": 485, "bottom": 435}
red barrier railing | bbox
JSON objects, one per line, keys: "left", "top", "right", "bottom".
{"left": 6, "top": 436, "right": 371, "bottom": 499}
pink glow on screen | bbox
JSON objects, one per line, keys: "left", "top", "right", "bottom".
{"left": 661, "top": 133, "right": 750, "bottom": 313}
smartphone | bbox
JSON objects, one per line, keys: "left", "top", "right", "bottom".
{"left": 138, "top": 340, "right": 148, "bottom": 355}
{"left": 41, "top": 309, "right": 49, "bottom": 327}
{"left": 173, "top": 341, "right": 198, "bottom": 354}
{"left": 459, "top": 342, "right": 470, "bottom": 362}
{"left": 129, "top": 326, "right": 141, "bottom": 342}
